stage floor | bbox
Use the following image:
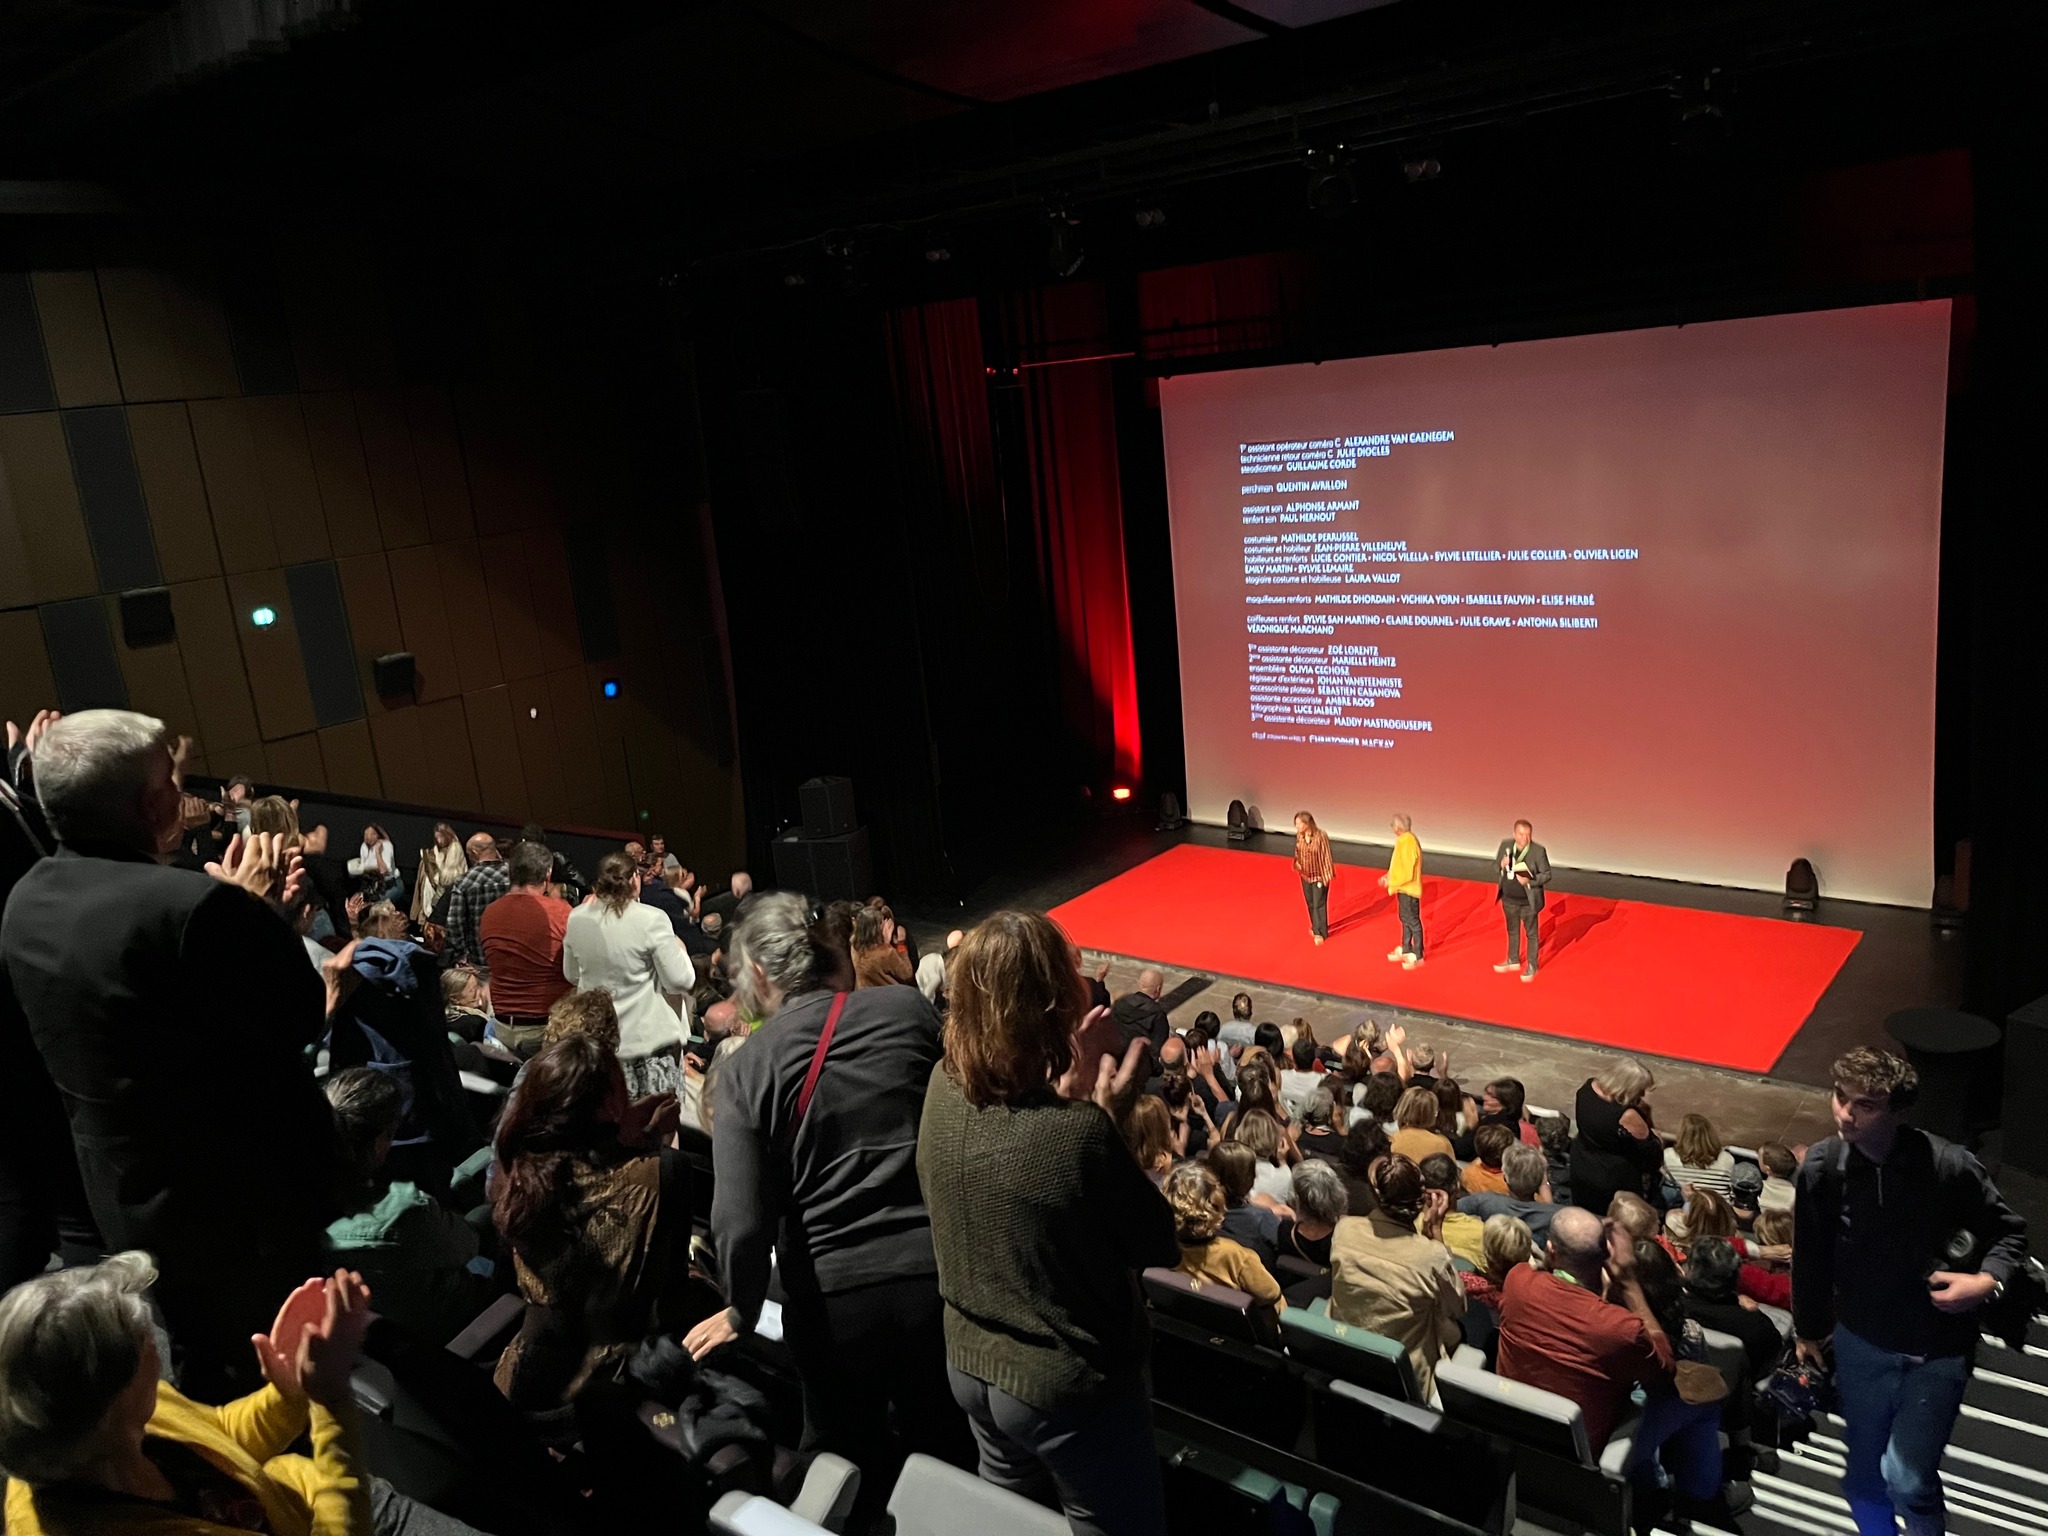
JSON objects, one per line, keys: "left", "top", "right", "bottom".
{"left": 1050, "top": 844, "right": 1859, "bottom": 1074}
{"left": 904, "top": 821, "right": 1964, "bottom": 1092}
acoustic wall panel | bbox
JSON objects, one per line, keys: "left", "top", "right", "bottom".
{"left": 564, "top": 519, "right": 621, "bottom": 662}
{"left": 545, "top": 665, "right": 609, "bottom": 827}
{"left": 0, "top": 609, "right": 59, "bottom": 727}
{"left": 300, "top": 391, "right": 380, "bottom": 557}
{"left": 317, "top": 719, "right": 382, "bottom": 799}
{"left": 479, "top": 531, "right": 541, "bottom": 680}
{"left": 30, "top": 272, "right": 121, "bottom": 408}
{"left": 334, "top": 552, "right": 406, "bottom": 714}
{"left": 0, "top": 273, "right": 56, "bottom": 414}
{"left": 435, "top": 538, "right": 501, "bottom": 691}
{"left": 524, "top": 528, "right": 583, "bottom": 675}
{"left": 0, "top": 412, "right": 97, "bottom": 603}
{"left": 284, "top": 560, "right": 364, "bottom": 728}
{"left": 220, "top": 257, "right": 299, "bottom": 397}
{"left": 167, "top": 579, "right": 261, "bottom": 753}
{"left": 40, "top": 597, "right": 129, "bottom": 712}
{"left": 224, "top": 569, "right": 316, "bottom": 740}
{"left": 127, "top": 404, "right": 220, "bottom": 583}
{"left": 417, "top": 696, "right": 482, "bottom": 814}
{"left": 506, "top": 672, "right": 567, "bottom": 823}
{"left": 264, "top": 731, "right": 327, "bottom": 791}
{"left": 106, "top": 599, "right": 201, "bottom": 751}
{"left": 97, "top": 268, "right": 193, "bottom": 403}
{"left": 407, "top": 388, "right": 474, "bottom": 543}
{"left": 63, "top": 407, "right": 162, "bottom": 591}
{"left": 245, "top": 396, "right": 329, "bottom": 564}
{"left": 366, "top": 706, "right": 432, "bottom": 807}
{"left": 187, "top": 399, "right": 281, "bottom": 573}
{"left": 356, "top": 391, "right": 431, "bottom": 551}
{"left": 385, "top": 543, "right": 461, "bottom": 703}
{"left": 462, "top": 685, "right": 529, "bottom": 822}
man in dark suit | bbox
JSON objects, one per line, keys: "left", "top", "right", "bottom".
{"left": 0, "top": 709, "right": 343, "bottom": 1396}
{"left": 1111, "top": 966, "right": 1171, "bottom": 1057}
{"left": 1491, "top": 818, "right": 1553, "bottom": 982}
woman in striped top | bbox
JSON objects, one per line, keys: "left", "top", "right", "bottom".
{"left": 1663, "top": 1113, "right": 1737, "bottom": 1197}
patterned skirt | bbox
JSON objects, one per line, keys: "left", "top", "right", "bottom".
{"left": 622, "top": 1045, "right": 686, "bottom": 1100}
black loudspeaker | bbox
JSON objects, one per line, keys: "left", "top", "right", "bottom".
{"left": 771, "top": 834, "right": 817, "bottom": 896}
{"left": 1226, "top": 799, "right": 1249, "bottom": 843}
{"left": 807, "top": 826, "right": 872, "bottom": 902}
{"left": 119, "top": 587, "right": 175, "bottom": 648}
{"left": 372, "top": 652, "right": 417, "bottom": 701}
{"left": 799, "top": 776, "right": 857, "bottom": 840}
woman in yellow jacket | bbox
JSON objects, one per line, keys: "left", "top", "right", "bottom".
{"left": 0, "top": 1255, "right": 476, "bottom": 1536}
{"left": 1381, "top": 812, "right": 1425, "bottom": 969}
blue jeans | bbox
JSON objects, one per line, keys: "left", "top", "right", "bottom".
{"left": 1832, "top": 1325, "right": 1972, "bottom": 1536}
{"left": 1627, "top": 1390, "right": 1723, "bottom": 1501}
{"left": 949, "top": 1367, "right": 1166, "bottom": 1536}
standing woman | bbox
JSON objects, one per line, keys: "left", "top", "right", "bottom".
{"left": 354, "top": 822, "right": 402, "bottom": 904}
{"left": 1381, "top": 812, "right": 1425, "bottom": 968}
{"left": 412, "top": 820, "right": 468, "bottom": 923}
{"left": 1570, "top": 1055, "right": 1663, "bottom": 1218}
{"left": 919, "top": 910, "right": 1177, "bottom": 1536}
{"left": 1293, "top": 811, "right": 1334, "bottom": 946}
{"left": 563, "top": 851, "right": 696, "bottom": 1097}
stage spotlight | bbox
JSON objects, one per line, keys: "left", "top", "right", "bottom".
{"left": 1784, "top": 857, "right": 1819, "bottom": 915}
{"left": 1046, "top": 209, "right": 1085, "bottom": 278}
{"left": 924, "top": 246, "right": 951, "bottom": 263}
{"left": 1402, "top": 156, "right": 1442, "bottom": 183}
{"left": 601, "top": 679, "right": 621, "bottom": 699}
{"left": 1133, "top": 206, "right": 1166, "bottom": 228}
{"left": 1110, "top": 786, "right": 1132, "bottom": 802}
{"left": 249, "top": 605, "right": 277, "bottom": 628}
{"left": 1226, "top": 799, "right": 1250, "bottom": 842}
{"left": 1304, "top": 147, "right": 1357, "bottom": 220}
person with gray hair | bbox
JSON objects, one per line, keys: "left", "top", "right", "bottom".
{"left": 1380, "top": 811, "right": 1426, "bottom": 967}
{"left": 1279, "top": 1157, "right": 1348, "bottom": 1270}
{"left": 0, "top": 710, "right": 344, "bottom": 1398}
{"left": 684, "top": 891, "right": 969, "bottom": 1518}
{"left": 0, "top": 1254, "right": 482, "bottom": 1535}
{"left": 1458, "top": 1141, "right": 1559, "bottom": 1244}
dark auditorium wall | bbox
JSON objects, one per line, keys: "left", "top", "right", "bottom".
{"left": 0, "top": 221, "right": 742, "bottom": 871}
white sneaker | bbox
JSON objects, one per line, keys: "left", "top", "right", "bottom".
{"left": 1387, "top": 947, "right": 1408, "bottom": 962}
{"left": 1520, "top": 969, "right": 1537, "bottom": 983}
{"left": 1403, "top": 957, "right": 1424, "bottom": 970}
{"left": 1492, "top": 962, "right": 1518, "bottom": 974}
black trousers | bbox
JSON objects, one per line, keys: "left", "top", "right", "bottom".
{"left": 1397, "top": 892, "right": 1424, "bottom": 959}
{"left": 781, "top": 1273, "right": 976, "bottom": 1522}
{"left": 1301, "top": 879, "right": 1329, "bottom": 938}
{"left": 1504, "top": 901, "right": 1540, "bottom": 971}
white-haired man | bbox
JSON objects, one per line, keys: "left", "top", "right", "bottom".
{"left": 0, "top": 710, "right": 345, "bottom": 1397}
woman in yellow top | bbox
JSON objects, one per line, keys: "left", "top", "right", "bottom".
{"left": 1166, "top": 1162, "right": 1283, "bottom": 1343}
{"left": 0, "top": 1254, "right": 477, "bottom": 1536}
{"left": 1292, "top": 812, "right": 1334, "bottom": 946}
{"left": 1380, "top": 812, "right": 1425, "bottom": 968}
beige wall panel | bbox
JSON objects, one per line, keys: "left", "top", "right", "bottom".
{"left": 524, "top": 528, "right": 583, "bottom": 675}
{"left": 416, "top": 696, "right": 482, "bottom": 813}
{"left": 31, "top": 271, "right": 121, "bottom": 407}
{"left": 385, "top": 544, "right": 460, "bottom": 704}
{"left": 367, "top": 707, "right": 432, "bottom": 807}
{"left": 479, "top": 531, "right": 541, "bottom": 680}
{"left": 456, "top": 389, "right": 552, "bottom": 536}
{"left": 167, "top": 578, "right": 261, "bottom": 753}
{"left": 434, "top": 539, "right": 501, "bottom": 692}
{"left": 208, "top": 739, "right": 269, "bottom": 783}
{"left": 317, "top": 720, "right": 382, "bottom": 799}
{"left": 244, "top": 396, "right": 329, "bottom": 564}
{"left": 224, "top": 569, "right": 316, "bottom": 740}
{"left": 0, "top": 610, "right": 58, "bottom": 727}
{"left": 128, "top": 403, "right": 220, "bottom": 583}
{"left": 407, "top": 388, "right": 474, "bottom": 543}
{"left": 505, "top": 673, "right": 567, "bottom": 823}
{"left": 300, "top": 392, "right": 380, "bottom": 557}
{"left": 335, "top": 553, "right": 405, "bottom": 716}
{"left": 187, "top": 399, "right": 279, "bottom": 574}
{"left": 106, "top": 604, "right": 202, "bottom": 748}
{"left": 0, "top": 412, "right": 96, "bottom": 602}
{"left": 97, "top": 268, "right": 183, "bottom": 402}
{"left": 157, "top": 270, "right": 239, "bottom": 401}
{"left": 545, "top": 667, "right": 609, "bottom": 827}
{"left": 462, "top": 685, "right": 529, "bottom": 824}
{"left": 356, "top": 391, "right": 430, "bottom": 550}
{"left": 264, "top": 731, "right": 327, "bottom": 792}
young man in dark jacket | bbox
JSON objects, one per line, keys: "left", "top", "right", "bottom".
{"left": 1794, "top": 1048, "right": 2027, "bottom": 1536}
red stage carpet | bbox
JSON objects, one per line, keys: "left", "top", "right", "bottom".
{"left": 1048, "top": 844, "right": 1861, "bottom": 1073}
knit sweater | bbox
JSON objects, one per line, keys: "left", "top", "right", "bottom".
{"left": 918, "top": 1063, "right": 1179, "bottom": 1413}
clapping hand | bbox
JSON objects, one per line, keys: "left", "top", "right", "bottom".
{"left": 208, "top": 830, "right": 298, "bottom": 905}
{"left": 252, "top": 1271, "right": 372, "bottom": 1408}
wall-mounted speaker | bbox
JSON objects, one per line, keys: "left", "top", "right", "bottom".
{"left": 118, "top": 587, "right": 175, "bottom": 649}
{"left": 372, "top": 651, "right": 417, "bottom": 701}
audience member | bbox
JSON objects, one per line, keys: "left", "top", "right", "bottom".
{"left": 917, "top": 910, "right": 1174, "bottom": 1536}
{"left": 699, "top": 870, "right": 752, "bottom": 924}
{"left": 1463, "top": 1122, "right": 1515, "bottom": 1195}
{"left": 1460, "top": 1212, "right": 1534, "bottom": 1319}
{"left": 1570, "top": 1056, "right": 1661, "bottom": 1217}
{"left": 1623, "top": 1239, "right": 1730, "bottom": 1528}
{"left": 444, "top": 833, "right": 509, "bottom": 967}
{"left": 411, "top": 821, "right": 468, "bottom": 923}
{"left": 478, "top": 842, "right": 572, "bottom": 1055}
{"left": 1110, "top": 967, "right": 1170, "bottom": 1057}
{"left": 1232, "top": 1109, "right": 1295, "bottom": 1204}
{"left": 1477, "top": 1076, "right": 1541, "bottom": 1147}
{"left": 1419, "top": 1154, "right": 1487, "bottom": 1268}
{"left": 852, "top": 903, "right": 913, "bottom": 989}
{"left": 1279, "top": 1037, "right": 1323, "bottom": 1118}
{"left": 1207, "top": 1142, "right": 1282, "bottom": 1275}
{"left": 915, "top": 951, "right": 947, "bottom": 1012}
{"left": 440, "top": 967, "right": 518, "bottom": 1086}
{"left": 1682, "top": 1236, "right": 1782, "bottom": 1383}
{"left": 1607, "top": 1190, "right": 1660, "bottom": 1244}
{"left": 1738, "top": 1208, "right": 1793, "bottom": 1308}
{"left": 1537, "top": 1112, "right": 1574, "bottom": 1206}
{"left": 2, "top": 710, "right": 342, "bottom": 1396}
{"left": 687, "top": 892, "right": 970, "bottom": 1511}
{"left": 640, "top": 856, "right": 698, "bottom": 939}
{"left": 1277, "top": 1159, "right": 1346, "bottom": 1270}
{"left": 1459, "top": 1143, "right": 1557, "bottom": 1244}
{"left": 1328, "top": 1154, "right": 1465, "bottom": 1397}
{"left": 1334, "top": 1119, "right": 1389, "bottom": 1218}
{"left": 1168, "top": 1162, "right": 1282, "bottom": 1333}
{"left": 1757, "top": 1142, "right": 1798, "bottom": 1213}
{"left": 323, "top": 1068, "right": 486, "bottom": 1341}
{"left": 1126, "top": 1095, "right": 1179, "bottom": 1182}
{"left": 355, "top": 822, "right": 402, "bottom": 904}
{"left": 1389, "top": 1086, "right": 1455, "bottom": 1165}
{"left": 1496, "top": 1205, "right": 1672, "bottom": 1453}
{"left": 564, "top": 851, "right": 695, "bottom": 1097}
{"left": 1665, "top": 1112, "right": 1737, "bottom": 1197}
{"left": 1295, "top": 1088, "right": 1344, "bottom": 1162}
{"left": 0, "top": 1258, "right": 475, "bottom": 1536}
{"left": 492, "top": 1034, "right": 689, "bottom": 1409}
{"left": 1665, "top": 1185, "right": 1740, "bottom": 1251}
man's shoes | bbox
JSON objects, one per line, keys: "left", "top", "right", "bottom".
{"left": 1403, "top": 956, "right": 1424, "bottom": 970}
{"left": 1312, "top": 936, "right": 1324, "bottom": 946}
{"left": 1492, "top": 961, "right": 1518, "bottom": 974}
{"left": 1388, "top": 947, "right": 1408, "bottom": 962}
{"left": 1520, "top": 968, "right": 1537, "bottom": 983}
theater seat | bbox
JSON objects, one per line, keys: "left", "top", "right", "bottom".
{"left": 1434, "top": 1360, "right": 1634, "bottom": 1536}
{"left": 709, "top": 1495, "right": 830, "bottom": 1535}
{"left": 1141, "top": 1266, "right": 1270, "bottom": 1346}
{"left": 1309, "top": 1380, "right": 1515, "bottom": 1534}
{"left": 1280, "top": 1299, "right": 1421, "bottom": 1403}
{"left": 886, "top": 1454, "right": 1068, "bottom": 1536}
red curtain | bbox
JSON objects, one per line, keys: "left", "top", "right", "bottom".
{"left": 1003, "top": 282, "right": 1143, "bottom": 787}
{"left": 1136, "top": 251, "right": 1309, "bottom": 361}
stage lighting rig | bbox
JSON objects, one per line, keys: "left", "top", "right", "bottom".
{"left": 1045, "top": 206, "right": 1085, "bottom": 278}
{"left": 1304, "top": 146, "right": 1358, "bottom": 219}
